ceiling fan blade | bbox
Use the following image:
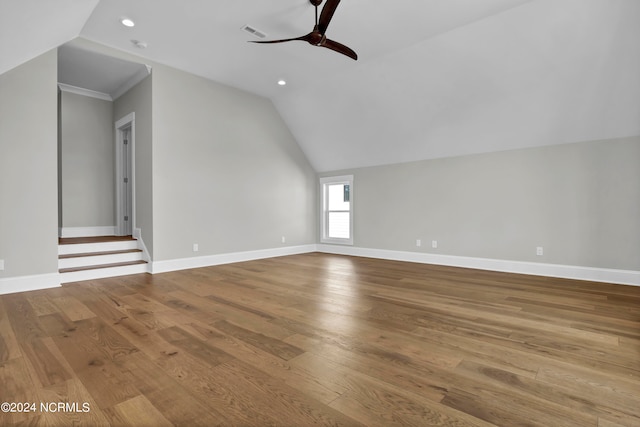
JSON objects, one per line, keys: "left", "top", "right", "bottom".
{"left": 250, "top": 33, "right": 313, "bottom": 44}
{"left": 321, "top": 38, "right": 358, "bottom": 60}
{"left": 318, "top": 0, "right": 341, "bottom": 35}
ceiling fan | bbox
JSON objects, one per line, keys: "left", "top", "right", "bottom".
{"left": 250, "top": 0, "right": 357, "bottom": 60}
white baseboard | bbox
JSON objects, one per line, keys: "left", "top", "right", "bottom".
{"left": 4, "top": 244, "right": 635, "bottom": 296}
{"left": 151, "top": 244, "right": 317, "bottom": 274}
{"left": 0, "top": 273, "right": 61, "bottom": 295}
{"left": 60, "top": 226, "right": 116, "bottom": 238}
{"left": 316, "top": 244, "right": 640, "bottom": 287}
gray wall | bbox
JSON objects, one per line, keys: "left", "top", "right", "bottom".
{"left": 152, "top": 64, "right": 317, "bottom": 261}
{"left": 320, "top": 136, "right": 640, "bottom": 271}
{"left": 114, "top": 75, "right": 153, "bottom": 256}
{"left": 0, "top": 50, "right": 59, "bottom": 278}
{"left": 60, "top": 91, "right": 114, "bottom": 228}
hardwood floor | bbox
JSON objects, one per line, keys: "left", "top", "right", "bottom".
{"left": 1, "top": 253, "right": 639, "bottom": 426}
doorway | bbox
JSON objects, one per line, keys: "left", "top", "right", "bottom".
{"left": 115, "top": 113, "right": 135, "bottom": 236}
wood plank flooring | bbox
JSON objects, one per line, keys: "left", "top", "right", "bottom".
{"left": 1, "top": 253, "right": 639, "bottom": 426}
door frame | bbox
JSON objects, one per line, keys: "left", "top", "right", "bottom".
{"left": 115, "top": 112, "right": 136, "bottom": 236}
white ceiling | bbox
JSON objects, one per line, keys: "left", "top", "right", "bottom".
{"left": 2, "top": 0, "right": 639, "bottom": 171}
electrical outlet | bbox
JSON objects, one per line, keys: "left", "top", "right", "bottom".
{"left": 432, "top": 240, "right": 438, "bottom": 249}
{"left": 193, "top": 243, "right": 199, "bottom": 252}
{"left": 0, "top": 259, "right": 4, "bottom": 271}
{"left": 281, "top": 236, "right": 286, "bottom": 244}
{"left": 416, "top": 239, "right": 421, "bottom": 247}
{"left": 536, "top": 246, "right": 543, "bottom": 256}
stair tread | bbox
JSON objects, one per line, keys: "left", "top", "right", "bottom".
{"left": 59, "top": 235, "right": 136, "bottom": 245}
{"left": 59, "top": 260, "right": 147, "bottom": 274}
{"left": 59, "top": 249, "right": 143, "bottom": 259}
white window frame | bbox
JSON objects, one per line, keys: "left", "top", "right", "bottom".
{"left": 320, "top": 175, "right": 354, "bottom": 245}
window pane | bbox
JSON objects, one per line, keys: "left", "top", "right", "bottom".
{"left": 328, "top": 184, "right": 350, "bottom": 211}
{"left": 328, "top": 212, "right": 350, "bottom": 239}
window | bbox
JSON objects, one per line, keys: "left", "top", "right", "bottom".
{"left": 320, "top": 175, "right": 353, "bottom": 245}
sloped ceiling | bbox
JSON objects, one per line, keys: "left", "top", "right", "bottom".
{"left": 277, "top": 0, "right": 640, "bottom": 170}
{"left": 2, "top": 0, "right": 639, "bottom": 172}
{"left": 0, "top": 0, "right": 99, "bottom": 75}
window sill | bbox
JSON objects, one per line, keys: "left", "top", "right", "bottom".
{"left": 320, "top": 238, "right": 354, "bottom": 246}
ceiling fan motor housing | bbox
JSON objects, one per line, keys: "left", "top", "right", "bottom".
{"left": 309, "top": 32, "right": 326, "bottom": 45}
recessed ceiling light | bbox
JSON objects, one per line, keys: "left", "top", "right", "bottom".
{"left": 277, "top": 80, "right": 287, "bottom": 86}
{"left": 121, "top": 18, "right": 135, "bottom": 27}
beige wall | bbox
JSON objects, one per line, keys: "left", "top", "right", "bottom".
{"left": 60, "top": 91, "right": 114, "bottom": 228}
{"left": 0, "top": 50, "right": 59, "bottom": 278}
{"left": 320, "top": 136, "right": 640, "bottom": 271}
{"left": 151, "top": 64, "right": 317, "bottom": 261}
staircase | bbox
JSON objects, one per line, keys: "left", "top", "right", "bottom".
{"left": 59, "top": 235, "right": 149, "bottom": 283}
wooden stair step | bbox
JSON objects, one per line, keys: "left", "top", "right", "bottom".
{"left": 59, "top": 235, "right": 136, "bottom": 245}
{"left": 59, "top": 260, "right": 147, "bottom": 274}
{"left": 59, "top": 249, "right": 143, "bottom": 259}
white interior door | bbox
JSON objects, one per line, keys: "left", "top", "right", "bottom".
{"left": 115, "top": 113, "right": 135, "bottom": 237}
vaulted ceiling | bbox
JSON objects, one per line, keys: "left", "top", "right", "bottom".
{"left": 2, "top": 0, "right": 639, "bottom": 171}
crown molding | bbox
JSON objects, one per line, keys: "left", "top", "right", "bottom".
{"left": 58, "top": 83, "right": 112, "bottom": 101}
